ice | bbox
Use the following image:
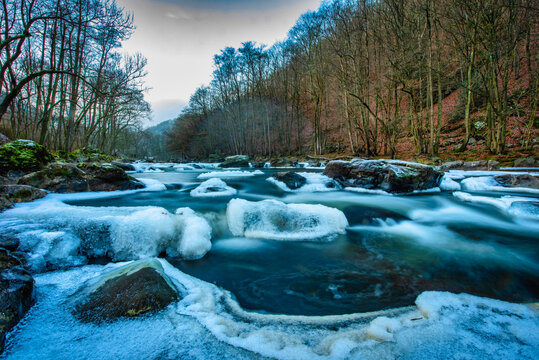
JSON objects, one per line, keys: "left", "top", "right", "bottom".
{"left": 198, "top": 170, "right": 263, "bottom": 179}
{"left": 439, "top": 174, "right": 461, "bottom": 191}
{"left": 190, "top": 178, "right": 237, "bottom": 197}
{"left": 461, "top": 176, "right": 539, "bottom": 194}
{"left": 344, "top": 187, "right": 392, "bottom": 195}
{"left": 226, "top": 199, "right": 348, "bottom": 240}
{"left": 172, "top": 208, "right": 212, "bottom": 260}
{"left": 267, "top": 172, "right": 340, "bottom": 192}
{"left": 453, "top": 191, "right": 539, "bottom": 220}
{"left": 0, "top": 198, "right": 212, "bottom": 271}
{"left": 366, "top": 316, "right": 402, "bottom": 342}
{"left": 137, "top": 177, "right": 167, "bottom": 191}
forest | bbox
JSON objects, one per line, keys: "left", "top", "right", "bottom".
{"left": 0, "top": 0, "right": 148, "bottom": 155}
{"left": 166, "top": 0, "right": 538, "bottom": 160}
{"left": 0, "top": 0, "right": 537, "bottom": 161}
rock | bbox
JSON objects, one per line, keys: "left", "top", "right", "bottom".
{"left": 513, "top": 157, "right": 537, "bottom": 168}
{"left": 0, "top": 139, "right": 53, "bottom": 174}
{"left": 0, "top": 134, "right": 9, "bottom": 145}
{"left": 111, "top": 161, "right": 135, "bottom": 171}
{"left": 251, "top": 161, "right": 267, "bottom": 168}
{"left": 207, "top": 154, "right": 224, "bottom": 162}
{"left": 272, "top": 172, "right": 307, "bottom": 190}
{"left": 494, "top": 174, "right": 539, "bottom": 189}
{"left": 468, "top": 137, "right": 477, "bottom": 145}
{"left": 0, "top": 185, "right": 47, "bottom": 203}
{"left": 440, "top": 160, "right": 499, "bottom": 171}
{"left": 219, "top": 155, "right": 250, "bottom": 168}
{"left": 270, "top": 158, "right": 298, "bottom": 168}
{"left": 18, "top": 162, "right": 144, "bottom": 193}
{"left": 0, "top": 196, "right": 13, "bottom": 212}
{"left": 72, "top": 259, "right": 178, "bottom": 323}
{"left": 0, "top": 248, "right": 34, "bottom": 353}
{"left": 323, "top": 159, "right": 442, "bottom": 193}
{"left": 0, "top": 236, "right": 19, "bottom": 252}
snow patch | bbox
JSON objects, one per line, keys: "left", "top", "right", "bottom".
{"left": 366, "top": 316, "right": 402, "bottom": 341}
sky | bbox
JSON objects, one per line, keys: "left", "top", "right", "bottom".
{"left": 115, "top": 0, "right": 323, "bottom": 127}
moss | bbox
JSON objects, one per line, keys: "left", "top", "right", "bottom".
{"left": 12, "top": 189, "right": 33, "bottom": 201}
{"left": 0, "top": 140, "right": 53, "bottom": 173}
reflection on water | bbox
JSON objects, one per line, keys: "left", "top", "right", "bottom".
{"left": 68, "top": 168, "right": 539, "bottom": 316}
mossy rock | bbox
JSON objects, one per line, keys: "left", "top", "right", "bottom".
{"left": 0, "top": 140, "right": 53, "bottom": 174}
{"left": 72, "top": 259, "right": 178, "bottom": 323}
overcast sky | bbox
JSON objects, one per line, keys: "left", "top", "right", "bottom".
{"left": 115, "top": 0, "right": 323, "bottom": 126}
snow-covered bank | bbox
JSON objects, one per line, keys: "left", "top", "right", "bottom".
{"left": 3, "top": 259, "right": 537, "bottom": 360}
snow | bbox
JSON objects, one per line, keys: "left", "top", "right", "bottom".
{"left": 226, "top": 199, "right": 348, "bottom": 241}
{"left": 190, "top": 178, "right": 237, "bottom": 197}
{"left": 198, "top": 170, "right": 263, "bottom": 179}
{"left": 267, "top": 172, "right": 340, "bottom": 192}
{"left": 366, "top": 316, "right": 402, "bottom": 342}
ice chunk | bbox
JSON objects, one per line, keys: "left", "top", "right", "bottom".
{"left": 0, "top": 199, "right": 212, "bottom": 271}
{"left": 190, "top": 178, "right": 237, "bottom": 197}
{"left": 172, "top": 208, "right": 212, "bottom": 260}
{"left": 454, "top": 191, "right": 539, "bottom": 220}
{"left": 198, "top": 170, "right": 263, "bottom": 179}
{"left": 461, "top": 176, "right": 539, "bottom": 194}
{"left": 366, "top": 316, "right": 402, "bottom": 341}
{"left": 137, "top": 177, "right": 167, "bottom": 191}
{"left": 439, "top": 174, "right": 461, "bottom": 191}
{"left": 226, "top": 199, "right": 348, "bottom": 240}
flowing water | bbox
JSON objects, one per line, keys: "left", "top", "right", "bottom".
{"left": 1, "top": 165, "right": 538, "bottom": 359}
{"left": 67, "top": 168, "right": 539, "bottom": 316}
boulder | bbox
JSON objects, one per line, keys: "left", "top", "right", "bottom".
{"left": 494, "top": 174, "right": 539, "bottom": 189}
{"left": 513, "top": 157, "right": 537, "bottom": 168}
{"left": 0, "top": 134, "right": 9, "bottom": 145}
{"left": 272, "top": 172, "right": 307, "bottom": 190}
{"left": 270, "top": 158, "right": 298, "bottom": 168}
{"left": 111, "top": 161, "right": 135, "bottom": 171}
{"left": 323, "top": 159, "right": 442, "bottom": 193}
{"left": 0, "top": 196, "right": 12, "bottom": 212}
{"left": 439, "top": 160, "right": 499, "bottom": 171}
{"left": 18, "top": 162, "right": 144, "bottom": 193}
{"left": 72, "top": 259, "right": 178, "bottom": 323}
{"left": 0, "top": 139, "right": 53, "bottom": 174}
{"left": 219, "top": 155, "right": 250, "bottom": 168}
{"left": 0, "top": 248, "right": 34, "bottom": 353}
{"left": 0, "top": 185, "right": 47, "bottom": 203}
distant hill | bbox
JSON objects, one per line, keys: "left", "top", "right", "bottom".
{"left": 146, "top": 119, "right": 175, "bottom": 136}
